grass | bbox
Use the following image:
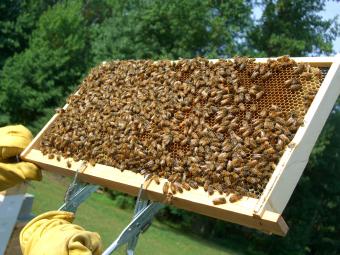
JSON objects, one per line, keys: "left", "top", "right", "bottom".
{"left": 27, "top": 172, "right": 241, "bottom": 255}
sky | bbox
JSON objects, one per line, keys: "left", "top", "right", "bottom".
{"left": 253, "top": 1, "right": 340, "bottom": 55}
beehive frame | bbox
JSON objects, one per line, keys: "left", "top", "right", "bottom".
{"left": 21, "top": 56, "right": 340, "bottom": 236}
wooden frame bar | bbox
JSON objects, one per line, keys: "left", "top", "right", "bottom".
{"left": 254, "top": 55, "right": 340, "bottom": 216}
{"left": 21, "top": 56, "right": 340, "bottom": 236}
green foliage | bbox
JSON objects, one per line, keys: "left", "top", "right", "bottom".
{"left": 248, "top": 0, "right": 340, "bottom": 56}
{"left": 0, "top": 0, "right": 89, "bottom": 132}
{"left": 114, "top": 194, "right": 135, "bottom": 210}
{"left": 0, "top": 0, "right": 56, "bottom": 68}
{"left": 105, "top": 189, "right": 135, "bottom": 209}
{"left": 90, "top": 0, "right": 253, "bottom": 63}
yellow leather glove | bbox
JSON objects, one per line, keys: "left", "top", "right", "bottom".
{"left": 0, "top": 125, "right": 42, "bottom": 191}
{"left": 20, "top": 211, "right": 103, "bottom": 255}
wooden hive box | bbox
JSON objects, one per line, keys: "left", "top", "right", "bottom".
{"left": 21, "top": 56, "right": 340, "bottom": 236}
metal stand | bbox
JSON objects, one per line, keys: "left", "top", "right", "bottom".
{"left": 59, "top": 183, "right": 98, "bottom": 213}
{"left": 59, "top": 162, "right": 99, "bottom": 213}
{"left": 60, "top": 167, "right": 164, "bottom": 255}
{"left": 102, "top": 184, "right": 165, "bottom": 255}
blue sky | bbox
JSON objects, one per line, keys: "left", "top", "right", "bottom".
{"left": 322, "top": 1, "right": 340, "bottom": 54}
{"left": 253, "top": 1, "right": 340, "bottom": 55}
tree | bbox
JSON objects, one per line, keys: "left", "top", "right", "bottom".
{"left": 0, "top": 0, "right": 57, "bottom": 69}
{"left": 90, "top": 0, "right": 253, "bottom": 64}
{"left": 248, "top": 0, "right": 340, "bottom": 56}
{"left": 0, "top": 0, "right": 90, "bottom": 131}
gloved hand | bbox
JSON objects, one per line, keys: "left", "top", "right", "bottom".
{"left": 20, "top": 211, "right": 103, "bottom": 255}
{"left": 0, "top": 125, "right": 42, "bottom": 191}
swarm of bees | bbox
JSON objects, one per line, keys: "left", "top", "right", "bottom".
{"left": 39, "top": 56, "right": 323, "bottom": 205}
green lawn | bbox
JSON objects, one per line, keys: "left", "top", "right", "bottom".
{"left": 27, "top": 172, "right": 240, "bottom": 255}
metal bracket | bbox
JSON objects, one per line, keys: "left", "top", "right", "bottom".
{"left": 59, "top": 162, "right": 98, "bottom": 213}
{"left": 102, "top": 202, "right": 164, "bottom": 255}
{"left": 58, "top": 166, "right": 165, "bottom": 255}
{"left": 58, "top": 183, "right": 98, "bottom": 213}
{"left": 102, "top": 181, "right": 165, "bottom": 255}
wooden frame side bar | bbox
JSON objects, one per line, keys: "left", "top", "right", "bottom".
{"left": 254, "top": 55, "right": 340, "bottom": 216}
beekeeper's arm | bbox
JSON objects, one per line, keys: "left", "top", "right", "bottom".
{"left": 0, "top": 125, "right": 41, "bottom": 191}
{"left": 20, "top": 210, "right": 102, "bottom": 255}
{"left": 0, "top": 125, "right": 102, "bottom": 254}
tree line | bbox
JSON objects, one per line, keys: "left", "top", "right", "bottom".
{"left": 0, "top": 0, "right": 339, "bottom": 254}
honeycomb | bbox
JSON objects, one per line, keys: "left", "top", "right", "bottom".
{"left": 39, "top": 57, "right": 326, "bottom": 201}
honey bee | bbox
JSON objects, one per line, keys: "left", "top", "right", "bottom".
{"left": 238, "top": 103, "right": 246, "bottom": 112}
{"left": 220, "top": 97, "right": 232, "bottom": 106}
{"left": 241, "top": 129, "right": 251, "bottom": 137}
{"left": 239, "top": 92, "right": 245, "bottom": 102}
{"left": 217, "top": 125, "right": 228, "bottom": 133}
{"left": 214, "top": 184, "right": 223, "bottom": 194}
{"left": 300, "top": 72, "right": 313, "bottom": 80}
{"left": 181, "top": 182, "right": 191, "bottom": 191}
{"left": 259, "top": 65, "right": 267, "bottom": 75}
{"left": 270, "top": 104, "right": 279, "bottom": 111}
{"left": 56, "top": 155, "right": 61, "bottom": 161}
{"left": 264, "top": 147, "right": 275, "bottom": 154}
{"left": 55, "top": 108, "right": 65, "bottom": 114}
{"left": 165, "top": 193, "right": 173, "bottom": 204}
{"left": 250, "top": 71, "right": 259, "bottom": 80}
{"left": 275, "top": 116, "right": 286, "bottom": 126}
{"left": 216, "top": 152, "right": 228, "bottom": 162}
{"left": 174, "top": 182, "right": 183, "bottom": 193}
{"left": 170, "top": 182, "right": 177, "bottom": 194}
{"left": 304, "top": 94, "right": 315, "bottom": 101}
{"left": 239, "top": 62, "right": 246, "bottom": 71}
{"left": 48, "top": 154, "right": 54, "bottom": 159}
{"left": 67, "top": 160, "right": 72, "bottom": 168}
{"left": 250, "top": 167, "right": 262, "bottom": 176}
{"left": 168, "top": 173, "right": 180, "bottom": 182}
{"left": 247, "top": 177, "right": 258, "bottom": 184}
{"left": 231, "top": 157, "right": 242, "bottom": 167}
{"left": 203, "top": 180, "right": 210, "bottom": 191}
{"left": 229, "top": 194, "right": 242, "bottom": 203}
{"left": 245, "top": 93, "right": 251, "bottom": 102}
{"left": 290, "top": 84, "right": 302, "bottom": 91}
{"left": 212, "top": 197, "right": 226, "bottom": 205}
{"left": 270, "top": 162, "right": 277, "bottom": 170}
{"left": 221, "top": 171, "right": 230, "bottom": 181}
{"left": 264, "top": 120, "right": 274, "bottom": 130}
{"left": 293, "top": 63, "right": 305, "bottom": 74}
{"left": 189, "top": 181, "right": 199, "bottom": 189}
{"left": 248, "top": 159, "right": 258, "bottom": 167}
{"left": 208, "top": 185, "right": 214, "bottom": 195}
{"left": 275, "top": 123, "right": 283, "bottom": 130}
{"left": 276, "top": 139, "right": 284, "bottom": 150}
{"left": 255, "top": 91, "right": 264, "bottom": 100}
{"left": 152, "top": 175, "right": 160, "bottom": 185}
{"left": 163, "top": 182, "right": 170, "bottom": 194}
{"left": 230, "top": 131, "right": 242, "bottom": 143}
{"left": 174, "top": 166, "right": 184, "bottom": 173}
{"left": 234, "top": 94, "right": 241, "bottom": 103}
{"left": 262, "top": 71, "right": 272, "bottom": 81}
{"left": 249, "top": 104, "right": 257, "bottom": 112}
{"left": 252, "top": 153, "right": 263, "bottom": 159}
